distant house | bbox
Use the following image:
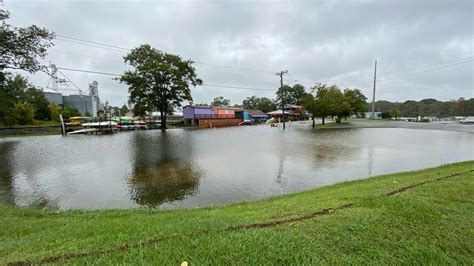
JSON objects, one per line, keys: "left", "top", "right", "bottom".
{"left": 267, "top": 110, "right": 300, "bottom": 120}
{"left": 211, "top": 107, "right": 235, "bottom": 119}
{"left": 183, "top": 105, "right": 213, "bottom": 126}
{"left": 246, "top": 110, "right": 268, "bottom": 123}
{"left": 234, "top": 109, "right": 268, "bottom": 123}
{"left": 183, "top": 106, "right": 239, "bottom": 127}
{"left": 267, "top": 104, "right": 304, "bottom": 120}
{"left": 363, "top": 112, "right": 382, "bottom": 119}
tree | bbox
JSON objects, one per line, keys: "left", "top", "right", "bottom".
{"left": 291, "top": 84, "right": 306, "bottom": 104}
{"left": 50, "top": 102, "right": 60, "bottom": 122}
{"left": 302, "top": 93, "right": 317, "bottom": 128}
{"left": 339, "top": 88, "right": 367, "bottom": 122}
{"left": 242, "top": 96, "right": 276, "bottom": 113}
{"left": 276, "top": 84, "right": 306, "bottom": 105}
{"left": 0, "top": 10, "right": 54, "bottom": 82}
{"left": 390, "top": 108, "right": 401, "bottom": 119}
{"left": 211, "top": 96, "right": 230, "bottom": 107}
{"left": 305, "top": 84, "right": 367, "bottom": 125}
{"left": 120, "top": 104, "right": 130, "bottom": 116}
{"left": 257, "top": 97, "right": 277, "bottom": 113}
{"left": 58, "top": 105, "right": 81, "bottom": 119}
{"left": 132, "top": 102, "right": 150, "bottom": 118}
{"left": 309, "top": 84, "right": 337, "bottom": 125}
{"left": 120, "top": 44, "right": 202, "bottom": 129}
{"left": 14, "top": 103, "right": 35, "bottom": 125}
{"left": 0, "top": 10, "right": 54, "bottom": 126}
{"left": 84, "top": 111, "right": 92, "bottom": 117}
{"left": 0, "top": 74, "right": 51, "bottom": 125}
{"left": 242, "top": 96, "right": 259, "bottom": 109}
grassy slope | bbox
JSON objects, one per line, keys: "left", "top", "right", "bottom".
{"left": 1, "top": 161, "right": 473, "bottom": 264}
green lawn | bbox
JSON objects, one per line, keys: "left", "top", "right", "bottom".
{"left": 1, "top": 161, "right": 473, "bottom": 264}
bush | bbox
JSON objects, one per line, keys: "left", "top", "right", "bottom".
{"left": 381, "top": 112, "right": 392, "bottom": 119}
{"left": 14, "top": 103, "right": 35, "bottom": 125}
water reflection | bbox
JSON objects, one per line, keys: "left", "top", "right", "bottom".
{"left": 0, "top": 127, "right": 472, "bottom": 210}
{"left": 0, "top": 141, "right": 16, "bottom": 205}
{"left": 128, "top": 131, "right": 202, "bottom": 207}
{"left": 129, "top": 160, "right": 202, "bottom": 207}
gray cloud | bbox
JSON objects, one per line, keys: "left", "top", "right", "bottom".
{"left": 5, "top": 0, "right": 473, "bottom": 106}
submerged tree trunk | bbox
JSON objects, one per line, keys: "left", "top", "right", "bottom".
{"left": 312, "top": 115, "right": 315, "bottom": 128}
{"left": 321, "top": 116, "right": 325, "bottom": 125}
{"left": 160, "top": 110, "right": 167, "bottom": 129}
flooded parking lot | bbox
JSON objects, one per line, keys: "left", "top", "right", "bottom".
{"left": 0, "top": 126, "right": 473, "bottom": 210}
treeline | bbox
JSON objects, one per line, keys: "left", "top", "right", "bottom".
{"left": 303, "top": 84, "right": 367, "bottom": 126}
{"left": 202, "top": 84, "right": 309, "bottom": 113}
{"left": 0, "top": 9, "right": 84, "bottom": 127}
{"left": 0, "top": 74, "right": 85, "bottom": 126}
{"left": 207, "top": 83, "right": 368, "bottom": 127}
{"left": 372, "top": 98, "right": 474, "bottom": 118}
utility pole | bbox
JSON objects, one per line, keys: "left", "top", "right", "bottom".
{"left": 371, "top": 60, "right": 377, "bottom": 119}
{"left": 276, "top": 70, "right": 288, "bottom": 129}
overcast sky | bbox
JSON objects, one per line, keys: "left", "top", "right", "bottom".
{"left": 4, "top": 0, "right": 473, "bottom": 106}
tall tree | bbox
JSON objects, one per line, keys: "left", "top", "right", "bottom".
{"left": 257, "top": 97, "right": 277, "bottom": 113}
{"left": 0, "top": 10, "right": 54, "bottom": 126}
{"left": 276, "top": 84, "right": 306, "bottom": 105}
{"left": 120, "top": 44, "right": 202, "bottom": 129}
{"left": 242, "top": 96, "right": 259, "bottom": 109}
{"left": 291, "top": 84, "right": 306, "bottom": 104}
{"left": 211, "top": 96, "right": 230, "bottom": 107}
{"left": 337, "top": 88, "right": 367, "bottom": 122}
{"left": 302, "top": 93, "right": 317, "bottom": 128}
{"left": 0, "top": 10, "right": 54, "bottom": 81}
{"left": 120, "top": 104, "right": 130, "bottom": 116}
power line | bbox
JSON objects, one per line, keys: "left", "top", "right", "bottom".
{"left": 56, "top": 35, "right": 131, "bottom": 51}
{"left": 57, "top": 69, "right": 84, "bottom": 94}
{"left": 346, "top": 58, "right": 473, "bottom": 87}
{"left": 379, "top": 59, "right": 473, "bottom": 82}
{"left": 55, "top": 66, "right": 275, "bottom": 92}
{"left": 55, "top": 38, "right": 128, "bottom": 53}
{"left": 50, "top": 50, "right": 124, "bottom": 63}
{"left": 202, "top": 84, "right": 274, "bottom": 91}
{"left": 56, "top": 67, "right": 122, "bottom": 76}
{"left": 54, "top": 34, "right": 276, "bottom": 74}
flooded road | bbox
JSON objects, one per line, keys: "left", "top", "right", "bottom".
{"left": 0, "top": 126, "right": 473, "bottom": 210}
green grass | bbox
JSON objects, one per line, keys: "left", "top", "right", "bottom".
{"left": 1, "top": 161, "right": 473, "bottom": 264}
{"left": 314, "top": 121, "right": 387, "bottom": 129}
{"left": 0, "top": 119, "right": 60, "bottom": 128}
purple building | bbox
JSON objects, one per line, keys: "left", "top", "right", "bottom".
{"left": 183, "top": 105, "right": 213, "bottom": 126}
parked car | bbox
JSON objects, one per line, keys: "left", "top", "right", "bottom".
{"left": 239, "top": 120, "right": 253, "bottom": 126}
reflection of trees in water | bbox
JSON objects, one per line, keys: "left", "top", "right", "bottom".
{"left": 129, "top": 160, "right": 202, "bottom": 207}
{"left": 305, "top": 129, "right": 361, "bottom": 166}
{"left": 128, "top": 131, "right": 202, "bottom": 207}
{"left": 273, "top": 129, "right": 362, "bottom": 185}
{"left": 0, "top": 141, "right": 17, "bottom": 205}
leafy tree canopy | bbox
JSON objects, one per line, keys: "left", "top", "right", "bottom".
{"left": 120, "top": 104, "right": 130, "bottom": 116}
{"left": 276, "top": 84, "right": 306, "bottom": 105}
{"left": 211, "top": 96, "right": 230, "bottom": 107}
{"left": 0, "top": 10, "right": 54, "bottom": 79}
{"left": 120, "top": 44, "right": 202, "bottom": 129}
{"left": 304, "top": 83, "right": 367, "bottom": 125}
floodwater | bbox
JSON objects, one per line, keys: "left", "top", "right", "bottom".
{"left": 0, "top": 126, "right": 473, "bottom": 210}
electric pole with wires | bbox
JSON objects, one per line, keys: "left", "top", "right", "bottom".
{"left": 276, "top": 70, "right": 288, "bottom": 129}
{"left": 371, "top": 60, "right": 377, "bottom": 119}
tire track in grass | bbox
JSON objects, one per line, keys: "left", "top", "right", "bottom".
{"left": 8, "top": 169, "right": 473, "bottom": 265}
